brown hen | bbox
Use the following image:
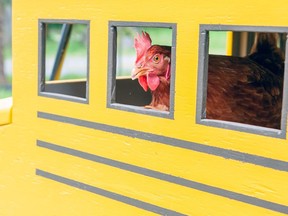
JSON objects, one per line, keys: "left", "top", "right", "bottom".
{"left": 131, "top": 32, "right": 171, "bottom": 111}
{"left": 131, "top": 31, "right": 284, "bottom": 128}
{"left": 206, "top": 33, "right": 284, "bottom": 129}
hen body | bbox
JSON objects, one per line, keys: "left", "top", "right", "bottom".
{"left": 206, "top": 33, "right": 284, "bottom": 129}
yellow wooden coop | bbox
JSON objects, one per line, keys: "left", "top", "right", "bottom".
{"left": 1, "top": 0, "right": 288, "bottom": 215}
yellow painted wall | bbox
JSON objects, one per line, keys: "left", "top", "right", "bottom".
{"left": 1, "top": 0, "right": 288, "bottom": 215}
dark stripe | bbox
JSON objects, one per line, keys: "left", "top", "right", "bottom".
{"left": 36, "top": 169, "right": 187, "bottom": 216}
{"left": 38, "top": 111, "right": 288, "bottom": 172}
{"left": 37, "top": 140, "right": 288, "bottom": 214}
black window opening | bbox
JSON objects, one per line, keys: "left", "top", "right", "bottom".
{"left": 197, "top": 25, "right": 288, "bottom": 138}
{"left": 108, "top": 22, "right": 176, "bottom": 118}
{"left": 39, "top": 20, "right": 89, "bottom": 103}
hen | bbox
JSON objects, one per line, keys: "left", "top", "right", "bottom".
{"left": 131, "top": 31, "right": 284, "bottom": 129}
{"left": 206, "top": 33, "right": 284, "bottom": 129}
{"left": 131, "top": 32, "right": 171, "bottom": 111}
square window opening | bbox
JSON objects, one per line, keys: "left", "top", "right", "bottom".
{"left": 108, "top": 22, "right": 176, "bottom": 118}
{"left": 197, "top": 25, "right": 288, "bottom": 138}
{"left": 39, "top": 20, "right": 89, "bottom": 102}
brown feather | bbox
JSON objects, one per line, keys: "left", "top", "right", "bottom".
{"left": 148, "top": 76, "right": 170, "bottom": 111}
{"left": 206, "top": 55, "right": 283, "bottom": 129}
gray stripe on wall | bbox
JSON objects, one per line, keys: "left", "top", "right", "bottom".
{"left": 37, "top": 111, "right": 288, "bottom": 172}
{"left": 36, "top": 169, "right": 187, "bottom": 216}
{"left": 37, "top": 140, "right": 288, "bottom": 214}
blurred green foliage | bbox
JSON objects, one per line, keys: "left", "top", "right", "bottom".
{"left": 209, "top": 31, "right": 227, "bottom": 55}
{"left": 0, "top": 74, "right": 11, "bottom": 98}
{"left": 0, "top": 87, "right": 11, "bottom": 98}
{"left": 0, "top": 0, "right": 11, "bottom": 99}
{"left": 46, "top": 23, "right": 88, "bottom": 56}
{"left": 44, "top": 23, "right": 88, "bottom": 81}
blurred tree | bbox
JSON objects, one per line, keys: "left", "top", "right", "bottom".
{"left": 0, "top": 0, "right": 6, "bottom": 85}
{"left": 0, "top": 0, "right": 10, "bottom": 86}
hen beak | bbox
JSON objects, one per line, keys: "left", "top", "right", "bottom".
{"left": 131, "top": 67, "right": 149, "bottom": 80}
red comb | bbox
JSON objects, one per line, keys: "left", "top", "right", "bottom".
{"left": 134, "top": 31, "right": 152, "bottom": 64}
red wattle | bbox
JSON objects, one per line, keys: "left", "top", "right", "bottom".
{"left": 147, "top": 74, "right": 160, "bottom": 91}
{"left": 138, "top": 76, "right": 148, "bottom": 91}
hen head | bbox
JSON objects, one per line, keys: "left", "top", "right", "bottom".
{"left": 131, "top": 31, "right": 171, "bottom": 92}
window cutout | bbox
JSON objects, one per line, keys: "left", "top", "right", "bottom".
{"left": 108, "top": 22, "right": 176, "bottom": 118}
{"left": 197, "top": 25, "right": 288, "bottom": 138}
{"left": 39, "top": 20, "right": 89, "bottom": 102}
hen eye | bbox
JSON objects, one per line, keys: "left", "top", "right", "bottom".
{"left": 153, "top": 55, "right": 160, "bottom": 63}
